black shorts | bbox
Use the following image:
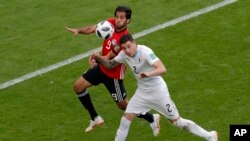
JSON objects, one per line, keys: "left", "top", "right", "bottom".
{"left": 82, "top": 65, "right": 126, "bottom": 102}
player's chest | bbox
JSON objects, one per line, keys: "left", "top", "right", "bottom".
{"left": 127, "top": 57, "right": 146, "bottom": 73}
{"left": 103, "top": 32, "right": 123, "bottom": 51}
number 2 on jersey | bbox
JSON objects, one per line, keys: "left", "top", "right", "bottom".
{"left": 133, "top": 66, "right": 138, "bottom": 74}
{"left": 166, "top": 104, "right": 173, "bottom": 113}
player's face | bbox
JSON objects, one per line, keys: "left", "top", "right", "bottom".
{"left": 115, "top": 11, "right": 129, "bottom": 31}
{"left": 121, "top": 41, "right": 137, "bottom": 57}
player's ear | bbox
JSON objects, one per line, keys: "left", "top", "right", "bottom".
{"left": 127, "top": 19, "right": 131, "bottom": 24}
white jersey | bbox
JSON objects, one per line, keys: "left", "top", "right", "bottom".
{"left": 114, "top": 44, "right": 166, "bottom": 92}
{"left": 115, "top": 44, "right": 179, "bottom": 119}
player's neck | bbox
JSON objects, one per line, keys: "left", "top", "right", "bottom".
{"left": 116, "top": 26, "right": 127, "bottom": 33}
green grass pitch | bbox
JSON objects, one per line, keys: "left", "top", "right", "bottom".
{"left": 0, "top": 0, "right": 249, "bottom": 141}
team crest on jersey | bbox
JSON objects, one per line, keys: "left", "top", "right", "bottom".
{"left": 112, "top": 39, "right": 120, "bottom": 52}
{"left": 114, "top": 45, "right": 120, "bottom": 52}
{"left": 149, "top": 53, "right": 157, "bottom": 60}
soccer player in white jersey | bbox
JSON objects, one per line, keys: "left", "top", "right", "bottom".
{"left": 92, "top": 33, "right": 218, "bottom": 141}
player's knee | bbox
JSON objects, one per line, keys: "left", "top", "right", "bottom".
{"left": 173, "top": 117, "right": 185, "bottom": 129}
{"left": 73, "top": 81, "right": 88, "bottom": 93}
{"left": 72, "top": 83, "right": 82, "bottom": 93}
{"left": 173, "top": 117, "right": 193, "bottom": 129}
{"left": 117, "top": 100, "right": 128, "bottom": 110}
{"left": 123, "top": 113, "right": 136, "bottom": 121}
{"left": 118, "top": 106, "right": 126, "bottom": 110}
{"left": 117, "top": 103, "right": 126, "bottom": 110}
{"left": 73, "top": 77, "right": 91, "bottom": 93}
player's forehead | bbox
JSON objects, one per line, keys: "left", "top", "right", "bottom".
{"left": 121, "top": 41, "right": 133, "bottom": 48}
{"left": 115, "top": 11, "right": 126, "bottom": 18}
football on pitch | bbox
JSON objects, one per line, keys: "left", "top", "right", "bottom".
{"left": 95, "top": 21, "right": 114, "bottom": 40}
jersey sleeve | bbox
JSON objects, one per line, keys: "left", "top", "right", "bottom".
{"left": 144, "top": 47, "right": 159, "bottom": 65}
{"left": 107, "top": 18, "right": 115, "bottom": 27}
{"left": 114, "top": 51, "right": 125, "bottom": 63}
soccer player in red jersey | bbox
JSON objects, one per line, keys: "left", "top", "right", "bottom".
{"left": 65, "top": 6, "right": 159, "bottom": 134}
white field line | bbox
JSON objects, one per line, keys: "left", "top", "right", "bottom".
{"left": 0, "top": 0, "right": 237, "bottom": 90}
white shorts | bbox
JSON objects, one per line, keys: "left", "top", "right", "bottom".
{"left": 125, "top": 83, "right": 179, "bottom": 120}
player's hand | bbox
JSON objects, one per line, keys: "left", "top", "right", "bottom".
{"left": 140, "top": 72, "right": 149, "bottom": 78}
{"left": 65, "top": 27, "right": 79, "bottom": 35}
{"left": 88, "top": 56, "right": 97, "bottom": 68}
{"left": 91, "top": 51, "right": 100, "bottom": 59}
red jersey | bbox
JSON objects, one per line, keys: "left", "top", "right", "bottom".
{"left": 100, "top": 18, "right": 128, "bottom": 79}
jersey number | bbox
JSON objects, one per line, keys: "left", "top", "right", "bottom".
{"left": 166, "top": 104, "right": 173, "bottom": 113}
{"left": 105, "top": 40, "right": 112, "bottom": 50}
{"left": 133, "top": 66, "right": 138, "bottom": 74}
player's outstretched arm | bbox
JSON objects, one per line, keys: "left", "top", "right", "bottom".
{"left": 65, "top": 27, "right": 79, "bottom": 35}
{"left": 65, "top": 25, "right": 96, "bottom": 35}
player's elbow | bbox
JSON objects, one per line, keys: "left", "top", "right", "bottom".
{"left": 161, "top": 66, "right": 167, "bottom": 74}
{"left": 164, "top": 67, "right": 167, "bottom": 73}
{"left": 105, "top": 64, "right": 114, "bottom": 70}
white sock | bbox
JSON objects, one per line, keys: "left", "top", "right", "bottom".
{"left": 175, "top": 118, "right": 211, "bottom": 139}
{"left": 115, "top": 116, "right": 131, "bottom": 141}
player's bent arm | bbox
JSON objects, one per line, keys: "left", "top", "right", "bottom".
{"left": 103, "top": 50, "right": 116, "bottom": 60}
{"left": 88, "top": 56, "right": 97, "bottom": 68}
{"left": 95, "top": 55, "right": 120, "bottom": 69}
{"left": 151, "top": 60, "right": 167, "bottom": 75}
{"left": 141, "top": 60, "right": 166, "bottom": 78}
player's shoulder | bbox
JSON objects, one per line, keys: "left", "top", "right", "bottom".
{"left": 107, "top": 17, "right": 115, "bottom": 21}
{"left": 138, "top": 44, "right": 155, "bottom": 59}
{"left": 138, "top": 44, "right": 152, "bottom": 53}
{"left": 107, "top": 17, "right": 115, "bottom": 25}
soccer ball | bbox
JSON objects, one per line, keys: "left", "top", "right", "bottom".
{"left": 95, "top": 21, "right": 114, "bottom": 40}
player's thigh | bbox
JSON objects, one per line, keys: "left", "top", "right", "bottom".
{"left": 73, "top": 76, "right": 92, "bottom": 92}
{"left": 139, "top": 84, "right": 180, "bottom": 120}
{"left": 154, "top": 93, "right": 180, "bottom": 120}
{"left": 125, "top": 90, "right": 151, "bottom": 115}
{"left": 82, "top": 65, "right": 103, "bottom": 85}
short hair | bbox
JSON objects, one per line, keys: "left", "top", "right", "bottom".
{"left": 114, "top": 6, "right": 132, "bottom": 19}
{"left": 120, "top": 33, "right": 134, "bottom": 44}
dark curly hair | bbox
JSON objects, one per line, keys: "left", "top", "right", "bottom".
{"left": 114, "top": 6, "right": 132, "bottom": 19}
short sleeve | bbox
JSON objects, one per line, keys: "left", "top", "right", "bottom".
{"left": 114, "top": 51, "right": 125, "bottom": 63}
{"left": 107, "top": 18, "right": 115, "bottom": 27}
{"left": 145, "top": 48, "right": 159, "bottom": 65}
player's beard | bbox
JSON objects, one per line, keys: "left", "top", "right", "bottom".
{"left": 116, "top": 23, "right": 127, "bottom": 31}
